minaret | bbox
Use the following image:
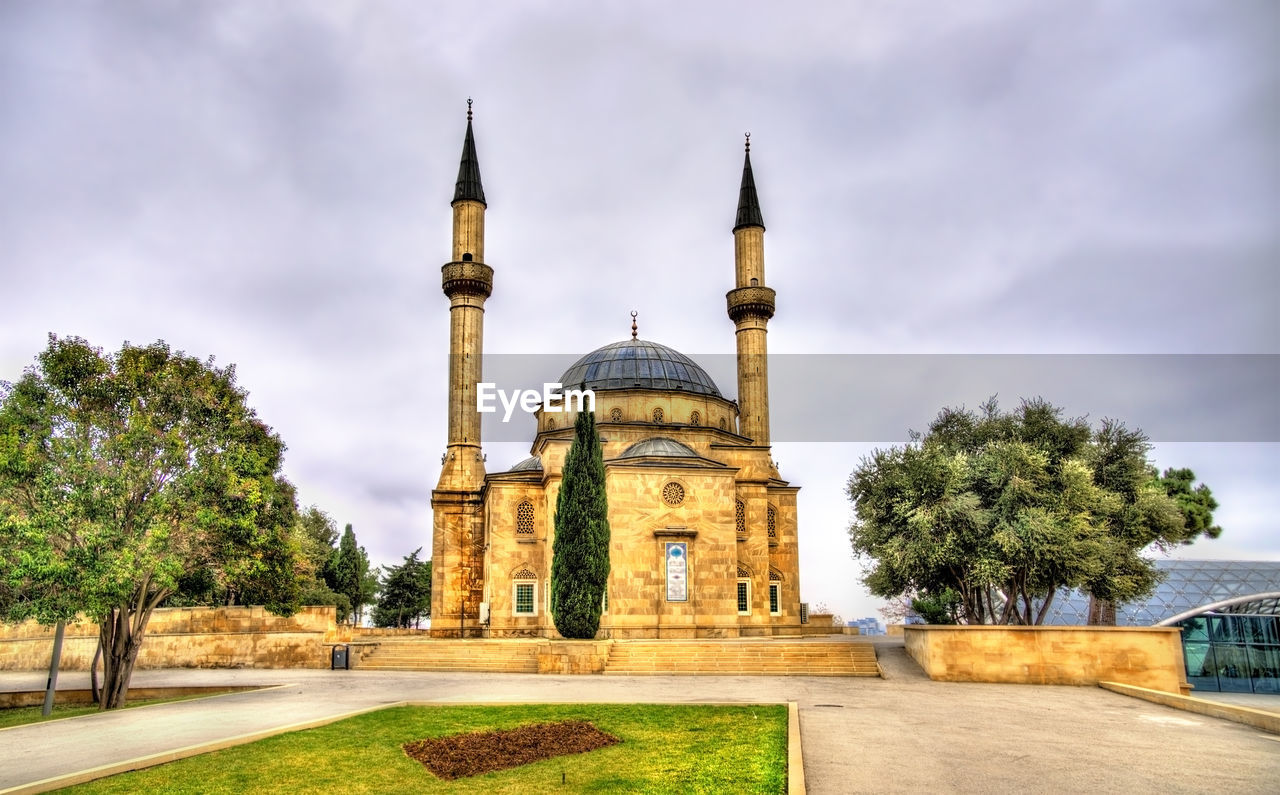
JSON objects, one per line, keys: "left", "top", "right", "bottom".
{"left": 727, "top": 133, "right": 775, "bottom": 447}
{"left": 439, "top": 98, "right": 491, "bottom": 488}
{"left": 431, "top": 100, "right": 491, "bottom": 636}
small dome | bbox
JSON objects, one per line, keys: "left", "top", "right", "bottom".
{"left": 509, "top": 455, "right": 542, "bottom": 472}
{"left": 619, "top": 437, "right": 699, "bottom": 459}
{"left": 558, "top": 339, "right": 721, "bottom": 397}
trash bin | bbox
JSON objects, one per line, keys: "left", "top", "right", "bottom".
{"left": 331, "top": 644, "right": 350, "bottom": 670}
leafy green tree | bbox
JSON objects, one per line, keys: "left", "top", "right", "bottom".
{"left": 293, "top": 506, "right": 350, "bottom": 620}
{"left": 911, "top": 589, "right": 960, "bottom": 625}
{"left": 372, "top": 549, "right": 432, "bottom": 628}
{"left": 551, "top": 410, "right": 611, "bottom": 639}
{"left": 328, "top": 523, "right": 377, "bottom": 624}
{"left": 0, "top": 335, "right": 299, "bottom": 708}
{"left": 847, "top": 398, "right": 1220, "bottom": 625}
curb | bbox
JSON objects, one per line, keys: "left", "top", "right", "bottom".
{"left": 788, "top": 701, "right": 806, "bottom": 794}
{"left": 1099, "top": 681, "right": 1280, "bottom": 735}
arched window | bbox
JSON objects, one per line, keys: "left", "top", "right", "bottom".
{"left": 767, "top": 505, "right": 777, "bottom": 539}
{"left": 735, "top": 500, "right": 746, "bottom": 536}
{"left": 516, "top": 501, "right": 534, "bottom": 536}
{"left": 736, "top": 565, "right": 752, "bottom": 615}
{"left": 652, "top": 407, "right": 664, "bottom": 423}
{"left": 690, "top": 410, "right": 701, "bottom": 426}
{"left": 610, "top": 407, "right": 623, "bottom": 423}
{"left": 719, "top": 417, "right": 727, "bottom": 431}
{"left": 769, "top": 570, "right": 782, "bottom": 616}
{"left": 546, "top": 418, "right": 556, "bottom": 430}
{"left": 512, "top": 567, "right": 538, "bottom": 616}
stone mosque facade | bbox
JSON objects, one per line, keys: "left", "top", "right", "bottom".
{"left": 430, "top": 108, "right": 801, "bottom": 638}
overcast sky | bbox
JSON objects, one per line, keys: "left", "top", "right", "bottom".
{"left": 2, "top": 1, "right": 1276, "bottom": 623}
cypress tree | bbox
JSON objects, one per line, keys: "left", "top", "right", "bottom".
{"left": 551, "top": 410, "right": 611, "bottom": 639}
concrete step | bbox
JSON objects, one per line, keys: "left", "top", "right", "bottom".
{"left": 355, "top": 638, "right": 880, "bottom": 677}
{"left": 604, "top": 640, "right": 879, "bottom": 677}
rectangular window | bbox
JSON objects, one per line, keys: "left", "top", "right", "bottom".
{"left": 514, "top": 582, "right": 535, "bottom": 615}
{"left": 769, "top": 583, "right": 781, "bottom": 616}
{"left": 602, "top": 588, "right": 608, "bottom": 615}
{"left": 737, "top": 580, "right": 750, "bottom": 615}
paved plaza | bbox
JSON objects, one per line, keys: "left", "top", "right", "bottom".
{"left": 1, "top": 642, "right": 1277, "bottom": 794}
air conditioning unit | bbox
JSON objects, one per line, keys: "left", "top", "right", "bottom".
{"left": 799, "top": 602, "right": 809, "bottom": 624}
{"left": 478, "top": 602, "right": 490, "bottom": 625}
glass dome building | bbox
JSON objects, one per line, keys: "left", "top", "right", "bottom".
{"left": 1043, "top": 560, "right": 1280, "bottom": 693}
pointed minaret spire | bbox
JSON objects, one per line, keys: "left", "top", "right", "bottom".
{"left": 727, "top": 133, "right": 775, "bottom": 449}
{"left": 734, "top": 132, "right": 764, "bottom": 232}
{"left": 453, "top": 98, "right": 486, "bottom": 206}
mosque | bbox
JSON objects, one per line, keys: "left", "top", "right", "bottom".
{"left": 430, "top": 105, "right": 802, "bottom": 638}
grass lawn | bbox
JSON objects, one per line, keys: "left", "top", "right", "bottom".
{"left": 63, "top": 703, "right": 789, "bottom": 794}
{"left": 0, "top": 691, "right": 243, "bottom": 730}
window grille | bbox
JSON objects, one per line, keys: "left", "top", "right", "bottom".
{"left": 515, "top": 583, "right": 535, "bottom": 614}
{"left": 516, "top": 501, "right": 534, "bottom": 535}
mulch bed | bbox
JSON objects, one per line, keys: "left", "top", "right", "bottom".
{"left": 403, "top": 720, "right": 621, "bottom": 780}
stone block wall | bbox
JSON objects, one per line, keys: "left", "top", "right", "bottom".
{"left": 536, "top": 640, "right": 612, "bottom": 674}
{"left": 904, "top": 625, "right": 1189, "bottom": 693}
{"left": 0, "top": 606, "right": 338, "bottom": 671}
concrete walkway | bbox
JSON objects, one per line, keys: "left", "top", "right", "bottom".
{"left": 2, "top": 645, "right": 1278, "bottom": 793}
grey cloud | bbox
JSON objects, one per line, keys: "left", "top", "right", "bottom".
{"left": 2, "top": 1, "right": 1275, "bottom": 623}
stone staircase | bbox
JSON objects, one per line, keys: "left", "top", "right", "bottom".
{"left": 354, "top": 637, "right": 880, "bottom": 677}
{"left": 356, "top": 638, "right": 541, "bottom": 673}
{"left": 604, "top": 638, "right": 879, "bottom": 677}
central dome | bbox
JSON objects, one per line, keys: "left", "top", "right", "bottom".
{"left": 558, "top": 339, "right": 722, "bottom": 397}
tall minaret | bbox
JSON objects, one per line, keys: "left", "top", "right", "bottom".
{"left": 431, "top": 100, "right": 491, "bottom": 636}
{"left": 439, "top": 98, "right": 491, "bottom": 489}
{"left": 727, "top": 133, "right": 775, "bottom": 447}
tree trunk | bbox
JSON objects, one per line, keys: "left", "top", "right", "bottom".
{"left": 97, "top": 588, "right": 168, "bottom": 709}
{"left": 1087, "top": 596, "right": 1117, "bottom": 626}
{"left": 1034, "top": 589, "right": 1057, "bottom": 625}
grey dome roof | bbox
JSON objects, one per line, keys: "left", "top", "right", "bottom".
{"left": 619, "top": 437, "right": 699, "bottom": 459}
{"left": 558, "top": 340, "right": 722, "bottom": 397}
{"left": 509, "top": 455, "right": 542, "bottom": 472}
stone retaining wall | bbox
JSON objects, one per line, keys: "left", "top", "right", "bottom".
{"left": 536, "top": 640, "right": 613, "bottom": 674}
{"left": 0, "top": 606, "right": 339, "bottom": 671}
{"left": 904, "top": 625, "right": 1189, "bottom": 694}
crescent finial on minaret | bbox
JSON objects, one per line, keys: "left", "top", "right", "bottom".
{"left": 631, "top": 310, "right": 639, "bottom": 340}
{"left": 467, "top": 97, "right": 473, "bottom": 122}
{"left": 745, "top": 131, "right": 750, "bottom": 153}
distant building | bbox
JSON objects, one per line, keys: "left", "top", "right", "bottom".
{"left": 848, "top": 617, "right": 885, "bottom": 636}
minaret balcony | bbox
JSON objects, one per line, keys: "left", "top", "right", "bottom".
{"left": 442, "top": 261, "right": 494, "bottom": 299}
{"left": 726, "top": 286, "right": 776, "bottom": 322}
